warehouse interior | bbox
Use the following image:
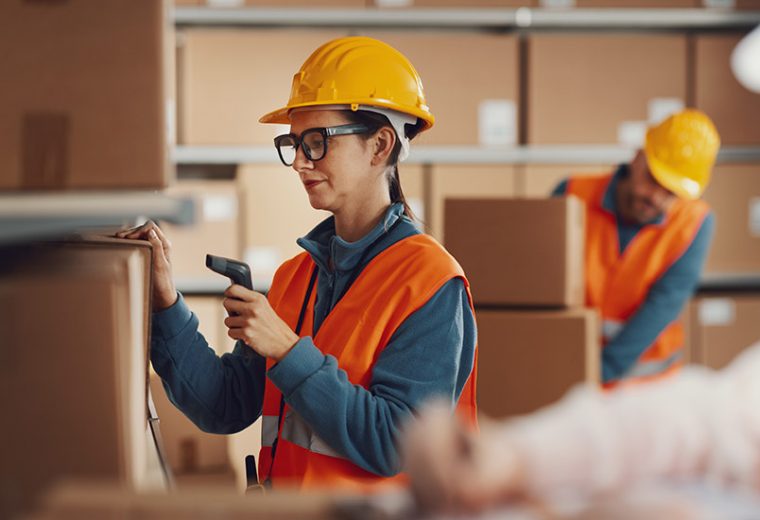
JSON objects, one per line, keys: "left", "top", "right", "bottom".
{"left": 3, "top": 0, "right": 760, "bottom": 518}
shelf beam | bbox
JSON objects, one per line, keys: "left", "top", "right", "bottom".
{"left": 174, "top": 7, "right": 760, "bottom": 29}
{"left": 0, "top": 192, "right": 195, "bottom": 245}
{"left": 174, "top": 145, "right": 760, "bottom": 166}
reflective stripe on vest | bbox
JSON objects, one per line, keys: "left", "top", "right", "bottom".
{"left": 262, "top": 415, "right": 278, "bottom": 448}
{"left": 280, "top": 410, "right": 344, "bottom": 459}
{"left": 602, "top": 319, "right": 624, "bottom": 342}
{"left": 623, "top": 350, "right": 684, "bottom": 380}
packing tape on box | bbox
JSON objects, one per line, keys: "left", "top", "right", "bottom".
{"left": 22, "top": 112, "right": 70, "bottom": 189}
{"left": 749, "top": 198, "right": 760, "bottom": 237}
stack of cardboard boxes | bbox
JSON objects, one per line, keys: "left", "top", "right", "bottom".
{"left": 445, "top": 197, "right": 600, "bottom": 418}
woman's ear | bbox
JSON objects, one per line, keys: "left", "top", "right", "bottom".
{"left": 371, "top": 127, "right": 396, "bottom": 166}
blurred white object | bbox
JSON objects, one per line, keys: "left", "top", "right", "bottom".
{"left": 731, "top": 25, "right": 760, "bottom": 93}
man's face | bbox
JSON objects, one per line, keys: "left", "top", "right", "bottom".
{"left": 617, "top": 151, "right": 677, "bottom": 225}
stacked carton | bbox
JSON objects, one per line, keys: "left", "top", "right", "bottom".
{"left": 445, "top": 197, "right": 600, "bottom": 419}
{"left": 0, "top": 239, "right": 168, "bottom": 519}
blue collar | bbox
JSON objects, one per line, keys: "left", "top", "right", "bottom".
{"left": 296, "top": 203, "right": 406, "bottom": 273}
{"left": 603, "top": 164, "right": 665, "bottom": 227}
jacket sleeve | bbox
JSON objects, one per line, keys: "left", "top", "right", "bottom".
{"left": 266, "top": 277, "right": 477, "bottom": 477}
{"left": 150, "top": 292, "right": 266, "bottom": 434}
{"left": 602, "top": 212, "right": 715, "bottom": 382}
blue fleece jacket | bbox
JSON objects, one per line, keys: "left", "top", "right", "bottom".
{"left": 553, "top": 165, "right": 715, "bottom": 383}
{"left": 150, "top": 203, "right": 477, "bottom": 477}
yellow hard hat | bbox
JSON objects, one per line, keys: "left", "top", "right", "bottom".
{"left": 259, "top": 36, "right": 434, "bottom": 131}
{"left": 644, "top": 109, "right": 720, "bottom": 200}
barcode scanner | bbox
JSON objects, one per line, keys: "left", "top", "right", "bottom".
{"left": 205, "top": 254, "right": 253, "bottom": 290}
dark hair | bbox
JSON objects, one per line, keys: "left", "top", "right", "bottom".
{"left": 342, "top": 110, "right": 424, "bottom": 223}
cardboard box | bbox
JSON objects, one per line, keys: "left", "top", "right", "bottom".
{"left": 519, "top": 165, "right": 609, "bottom": 198}
{"left": 702, "top": 163, "right": 760, "bottom": 273}
{"left": 690, "top": 295, "right": 760, "bottom": 370}
{"left": 0, "top": 0, "right": 173, "bottom": 190}
{"left": 0, "top": 241, "right": 164, "bottom": 518}
{"left": 694, "top": 33, "right": 760, "bottom": 146}
{"left": 362, "top": 32, "right": 519, "bottom": 147}
{"left": 527, "top": 34, "right": 687, "bottom": 144}
{"left": 179, "top": 29, "right": 346, "bottom": 145}
{"left": 567, "top": 0, "right": 695, "bottom": 6}
{"left": 428, "top": 165, "right": 516, "bottom": 242}
{"left": 476, "top": 308, "right": 600, "bottom": 418}
{"left": 150, "top": 375, "right": 230, "bottom": 475}
{"left": 445, "top": 197, "right": 585, "bottom": 307}
{"left": 30, "top": 481, "right": 337, "bottom": 520}
{"left": 161, "top": 180, "right": 243, "bottom": 283}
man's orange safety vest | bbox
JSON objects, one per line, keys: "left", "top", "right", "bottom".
{"left": 259, "top": 234, "right": 478, "bottom": 491}
{"left": 567, "top": 174, "right": 710, "bottom": 386}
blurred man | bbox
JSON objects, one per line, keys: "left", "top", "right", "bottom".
{"left": 553, "top": 110, "right": 719, "bottom": 387}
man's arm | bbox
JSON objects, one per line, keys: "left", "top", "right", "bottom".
{"left": 602, "top": 212, "right": 716, "bottom": 382}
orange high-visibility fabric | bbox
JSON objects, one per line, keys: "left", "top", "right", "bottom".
{"left": 567, "top": 174, "right": 709, "bottom": 386}
{"left": 259, "top": 234, "right": 478, "bottom": 491}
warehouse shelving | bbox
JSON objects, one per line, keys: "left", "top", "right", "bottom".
{"left": 173, "top": 7, "right": 760, "bottom": 29}
{"left": 0, "top": 192, "right": 195, "bottom": 245}
{"left": 173, "top": 145, "right": 760, "bottom": 166}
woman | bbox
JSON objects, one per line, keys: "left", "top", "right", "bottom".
{"left": 117, "top": 36, "right": 478, "bottom": 491}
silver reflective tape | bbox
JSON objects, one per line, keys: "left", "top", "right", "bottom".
{"left": 623, "top": 350, "right": 684, "bottom": 380}
{"left": 602, "top": 319, "right": 624, "bottom": 341}
{"left": 261, "top": 415, "right": 279, "bottom": 448}
{"left": 281, "top": 410, "right": 344, "bottom": 459}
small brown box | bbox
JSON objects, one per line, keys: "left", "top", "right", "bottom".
{"left": 690, "top": 294, "right": 760, "bottom": 370}
{"left": 476, "top": 308, "right": 600, "bottom": 418}
{"left": 445, "top": 197, "right": 585, "bottom": 307}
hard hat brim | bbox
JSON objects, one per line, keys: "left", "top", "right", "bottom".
{"left": 644, "top": 143, "right": 705, "bottom": 201}
{"left": 259, "top": 99, "right": 435, "bottom": 130}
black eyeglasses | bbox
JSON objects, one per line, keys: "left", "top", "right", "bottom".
{"left": 273, "top": 123, "right": 371, "bottom": 167}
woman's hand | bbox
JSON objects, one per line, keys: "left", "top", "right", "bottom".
{"left": 114, "top": 220, "right": 178, "bottom": 311}
{"left": 403, "top": 403, "right": 527, "bottom": 515}
{"left": 223, "top": 285, "right": 300, "bottom": 361}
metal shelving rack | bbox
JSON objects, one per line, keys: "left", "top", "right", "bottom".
{"left": 0, "top": 192, "right": 195, "bottom": 245}
{"left": 171, "top": 5, "right": 760, "bottom": 294}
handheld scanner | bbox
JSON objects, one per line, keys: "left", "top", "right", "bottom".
{"left": 205, "top": 254, "right": 253, "bottom": 290}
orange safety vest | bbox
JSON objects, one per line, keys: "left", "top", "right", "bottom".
{"left": 567, "top": 174, "right": 709, "bottom": 387}
{"left": 260, "top": 233, "right": 478, "bottom": 491}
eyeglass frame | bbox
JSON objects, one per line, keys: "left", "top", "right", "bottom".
{"left": 273, "top": 123, "right": 372, "bottom": 166}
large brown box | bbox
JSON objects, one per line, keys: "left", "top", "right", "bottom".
{"left": 179, "top": 29, "right": 346, "bottom": 145}
{"left": 0, "top": 0, "right": 173, "bottom": 190}
{"left": 476, "top": 308, "right": 600, "bottom": 418}
{"left": 694, "top": 33, "right": 760, "bottom": 146}
{"left": 161, "top": 180, "right": 243, "bottom": 283}
{"left": 0, "top": 240, "right": 165, "bottom": 518}
{"left": 528, "top": 34, "right": 687, "bottom": 144}
{"left": 689, "top": 294, "right": 760, "bottom": 370}
{"left": 378, "top": 0, "right": 530, "bottom": 6}
{"left": 429, "top": 165, "right": 516, "bottom": 242}
{"left": 702, "top": 163, "right": 760, "bottom": 273}
{"left": 362, "top": 32, "right": 519, "bottom": 147}
{"left": 445, "top": 197, "right": 585, "bottom": 307}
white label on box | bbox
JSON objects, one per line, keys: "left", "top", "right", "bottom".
{"left": 202, "top": 195, "right": 237, "bottom": 222}
{"left": 749, "top": 198, "right": 760, "bottom": 237}
{"left": 244, "top": 247, "right": 282, "bottom": 289}
{"left": 478, "top": 99, "right": 517, "bottom": 147}
{"left": 408, "top": 197, "right": 425, "bottom": 226}
{"left": 703, "top": 0, "right": 735, "bottom": 8}
{"left": 617, "top": 121, "right": 648, "bottom": 148}
{"left": 698, "top": 299, "right": 736, "bottom": 327}
{"left": 648, "top": 98, "right": 684, "bottom": 126}
{"left": 375, "top": 0, "right": 413, "bottom": 6}
{"left": 540, "top": 0, "right": 575, "bottom": 7}
{"left": 206, "top": 0, "right": 244, "bottom": 6}
{"left": 166, "top": 99, "right": 176, "bottom": 145}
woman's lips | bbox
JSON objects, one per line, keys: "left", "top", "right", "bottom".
{"left": 304, "top": 180, "right": 324, "bottom": 190}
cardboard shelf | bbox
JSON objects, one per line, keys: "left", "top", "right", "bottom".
{"left": 173, "top": 7, "right": 760, "bottom": 29}
{"left": 0, "top": 192, "right": 195, "bottom": 245}
{"left": 174, "top": 145, "right": 760, "bottom": 166}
